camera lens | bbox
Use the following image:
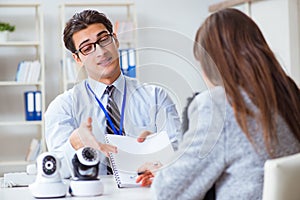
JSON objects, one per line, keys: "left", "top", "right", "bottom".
{"left": 42, "top": 155, "right": 56, "bottom": 175}
{"left": 82, "top": 147, "right": 96, "bottom": 162}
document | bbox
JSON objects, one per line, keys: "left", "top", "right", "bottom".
{"left": 105, "top": 131, "right": 175, "bottom": 188}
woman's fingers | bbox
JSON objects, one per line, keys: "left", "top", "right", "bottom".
{"left": 136, "top": 171, "right": 154, "bottom": 187}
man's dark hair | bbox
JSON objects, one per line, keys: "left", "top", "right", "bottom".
{"left": 63, "top": 10, "right": 113, "bottom": 53}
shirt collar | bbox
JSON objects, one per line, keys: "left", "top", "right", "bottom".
{"left": 87, "top": 74, "right": 125, "bottom": 98}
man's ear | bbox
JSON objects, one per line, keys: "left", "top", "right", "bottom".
{"left": 72, "top": 53, "right": 83, "bottom": 67}
{"left": 112, "top": 33, "right": 119, "bottom": 48}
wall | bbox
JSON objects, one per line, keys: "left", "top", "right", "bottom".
{"left": 3, "top": 0, "right": 221, "bottom": 116}
{"left": 3, "top": 0, "right": 299, "bottom": 114}
{"left": 209, "top": 0, "right": 300, "bottom": 86}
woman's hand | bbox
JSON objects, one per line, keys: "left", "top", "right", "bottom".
{"left": 136, "top": 170, "right": 154, "bottom": 187}
{"left": 137, "top": 161, "right": 162, "bottom": 173}
{"left": 136, "top": 161, "right": 163, "bottom": 187}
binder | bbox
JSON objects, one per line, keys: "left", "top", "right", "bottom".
{"left": 120, "top": 49, "right": 129, "bottom": 75}
{"left": 119, "top": 48, "right": 136, "bottom": 78}
{"left": 34, "top": 91, "right": 42, "bottom": 120}
{"left": 127, "top": 48, "right": 136, "bottom": 78}
{"left": 105, "top": 131, "right": 175, "bottom": 188}
{"left": 24, "top": 91, "right": 35, "bottom": 121}
{"left": 24, "top": 90, "right": 42, "bottom": 121}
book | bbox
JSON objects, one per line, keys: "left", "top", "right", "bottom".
{"left": 29, "top": 60, "right": 41, "bottom": 82}
{"left": 15, "top": 60, "right": 41, "bottom": 83}
{"left": 25, "top": 138, "right": 41, "bottom": 162}
{"left": 105, "top": 131, "right": 175, "bottom": 188}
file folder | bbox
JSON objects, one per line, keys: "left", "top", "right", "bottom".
{"left": 24, "top": 90, "right": 42, "bottom": 121}
{"left": 128, "top": 48, "right": 136, "bottom": 78}
{"left": 119, "top": 48, "right": 136, "bottom": 78}
{"left": 24, "top": 91, "right": 35, "bottom": 121}
{"left": 34, "top": 91, "right": 42, "bottom": 120}
{"left": 120, "top": 49, "right": 129, "bottom": 75}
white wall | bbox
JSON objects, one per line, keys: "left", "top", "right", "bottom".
{"left": 210, "top": 0, "right": 300, "bottom": 86}
{"left": 4, "top": 0, "right": 221, "bottom": 116}
{"left": 5, "top": 0, "right": 298, "bottom": 112}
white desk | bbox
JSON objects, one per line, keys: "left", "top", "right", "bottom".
{"left": 0, "top": 175, "right": 152, "bottom": 200}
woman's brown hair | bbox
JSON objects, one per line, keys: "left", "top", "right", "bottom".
{"left": 194, "top": 8, "right": 300, "bottom": 156}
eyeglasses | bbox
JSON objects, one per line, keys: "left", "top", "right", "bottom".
{"left": 75, "top": 33, "right": 114, "bottom": 56}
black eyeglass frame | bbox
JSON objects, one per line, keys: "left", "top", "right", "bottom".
{"left": 74, "top": 32, "right": 114, "bottom": 56}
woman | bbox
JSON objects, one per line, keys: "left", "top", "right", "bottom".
{"left": 136, "top": 8, "right": 300, "bottom": 199}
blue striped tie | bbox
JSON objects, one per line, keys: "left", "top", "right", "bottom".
{"left": 105, "top": 85, "right": 125, "bottom": 136}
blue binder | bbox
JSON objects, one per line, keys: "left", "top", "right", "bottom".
{"left": 34, "top": 91, "right": 42, "bottom": 120}
{"left": 24, "top": 91, "right": 35, "bottom": 121}
{"left": 119, "top": 48, "right": 136, "bottom": 78}
{"left": 24, "top": 90, "right": 42, "bottom": 121}
{"left": 127, "top": 48, "right": 136, "bottom": 78}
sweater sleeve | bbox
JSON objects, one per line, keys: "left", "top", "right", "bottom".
{"left": 151, "top": 88, "right": 227, "bottom": 200}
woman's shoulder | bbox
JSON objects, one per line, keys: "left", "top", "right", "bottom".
{"left": 188, "top": 86, "right": 227, "bottom": 116}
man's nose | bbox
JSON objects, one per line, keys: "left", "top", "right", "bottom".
{"left": 94, "top": 43, "right": 108, "bottom": 55}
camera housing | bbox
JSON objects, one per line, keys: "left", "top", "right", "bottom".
{"left": 29, "top": 152, "right": 67, "bottom": 198}
{"left": 72, "top": 147, "right": 100, "bottom": 180}
{"left": 69, "top": 147, "right": 103, "bottom": 196}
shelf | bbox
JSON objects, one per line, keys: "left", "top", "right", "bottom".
{"left": 0, "top": 160, "right": 30, "bottom": 166}
{"left": 0, "top": 3, "right": 40, "bottom": 7}
{"left": 0, "top": 121, "right": 43, "bottom": 126}
{"left": 63, "top": 2, "right": 135, "bottom": 7}
{"left": 0, "top": 2, "right": 45, "bottom": 176}
{"left": 0, "top": 81, "right": 43, "bottom": 86}
{"left": 0, "top": 41, "right": 40, "bottom": 46}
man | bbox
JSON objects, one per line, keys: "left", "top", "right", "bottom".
{"left": 45, "top": 10, "right": 181, "bottom": 177}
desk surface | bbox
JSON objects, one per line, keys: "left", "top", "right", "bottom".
{"left": 0, "top": 176, "right": 152, "bottom": 200}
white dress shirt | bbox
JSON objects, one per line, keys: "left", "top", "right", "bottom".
{"left": 45, "top": 74, "right": 182, "bottom": 177}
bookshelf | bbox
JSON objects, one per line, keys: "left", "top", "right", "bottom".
{"left": 0, "top": 3, "right": 45, "bottom": 175}
{"left": 59, "top": 2, "right": 138, "bottom": 92}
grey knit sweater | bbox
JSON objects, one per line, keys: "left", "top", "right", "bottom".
{"left": 151, "top": 87, "right": 300, "bottom": 200}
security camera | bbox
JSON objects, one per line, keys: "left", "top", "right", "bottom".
{"left": 72, "top": 146, "right": 100, "bottom": 180}
{"left": 29, "top": 152, "right": 67, "bottom": 198}
{"left": 40, "top": 154, "right": 58, "bottom": 177}
{"left": 69, "top": 147, "right": 103, "bottom": 196}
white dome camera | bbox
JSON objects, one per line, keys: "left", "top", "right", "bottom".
{"left": 39, "top": 153, "right": 58, "bottom": 178}
{"left": 72, "top": 147, "right": 100, "bottom": 180}
{"left": 29, "top": 152, "right": 67, "bottom": 198}
{"left": 69, "top": 147, "right": 103, "bottom": 196}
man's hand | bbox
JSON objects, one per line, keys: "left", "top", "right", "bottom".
{"left": 70, "top": 117, "right": 117, "bottom": 156}
{"left": 98, "top": 143, "right": 117, "bottom": 157}
{"left": 137, "top": 130, "right": 152, "bottom": 143}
